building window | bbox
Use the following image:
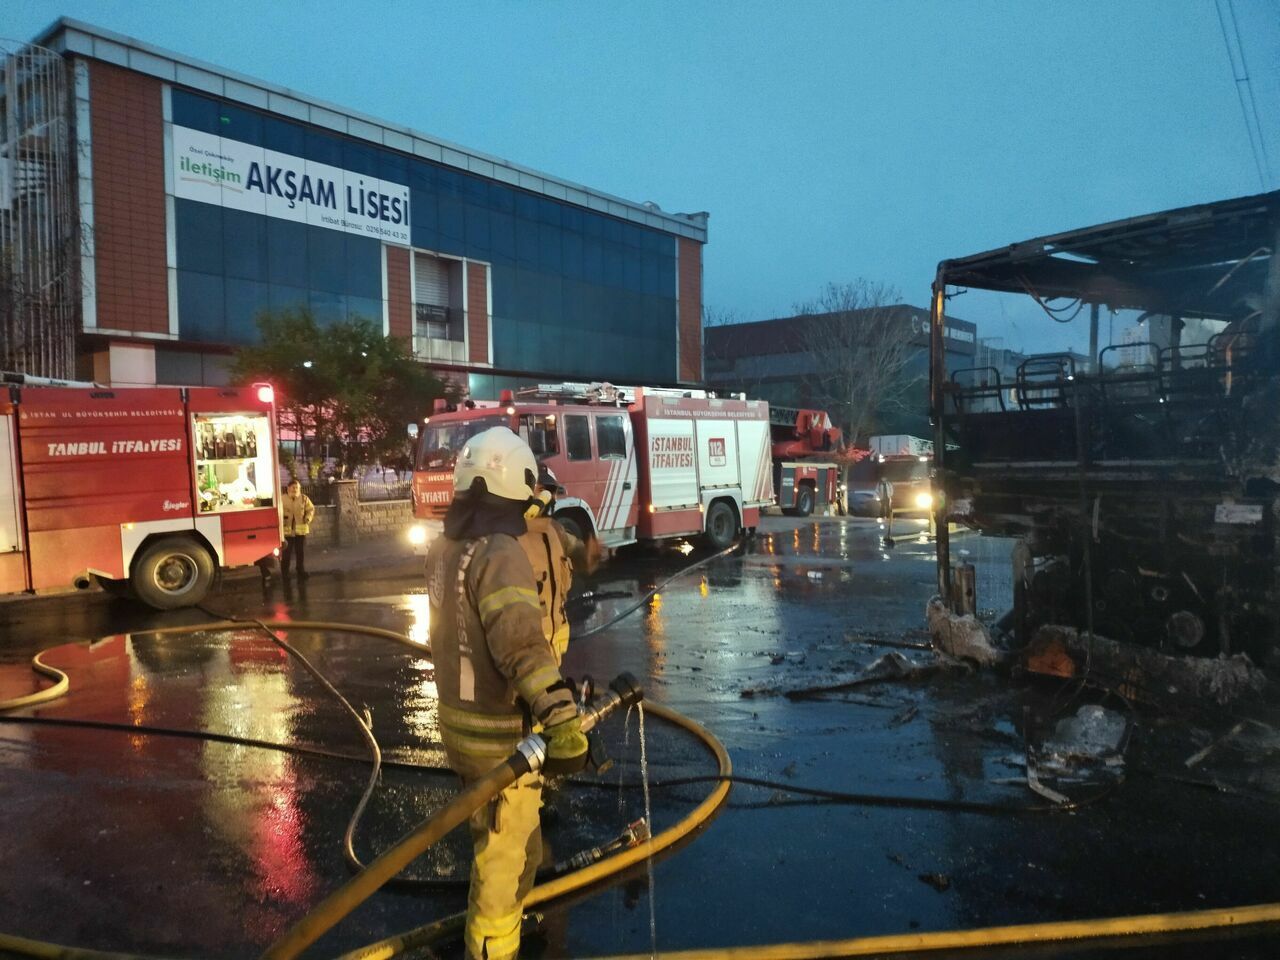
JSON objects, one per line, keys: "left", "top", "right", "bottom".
{"left": 564, "top": 415, "right": 591, "bottom": 461}
{"left": 596, "top": 415, "right": 626, "bottom": 459}
{"left": 416, "top": 303, "right": 451, "bottom": 340}
{"left": 414, "top": 251, "right": 465, "bottom": 362}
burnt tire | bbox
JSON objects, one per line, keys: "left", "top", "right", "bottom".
{"left": 131, "top": 536, "right": 215, "bottom": 610}
{"left": 701, "top": 501, "right": 738, "bottom": 550}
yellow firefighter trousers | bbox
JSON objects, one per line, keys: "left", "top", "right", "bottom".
{"left": 464, "top": 770, "right": 544, "bottom": 960}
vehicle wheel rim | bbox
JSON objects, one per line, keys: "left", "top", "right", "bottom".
{"left": 713, "top": 513, "right": 730, "bottom": 539}
{"left": 154, "top": 554, "right": 198, "bottom": 595}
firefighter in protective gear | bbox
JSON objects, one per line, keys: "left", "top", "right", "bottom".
{"left": 426, "top": 426, "right": 588, "bottom": 960}
{"left": 521, "top": 466, "right": 606, "bottom": 660}
{"left": 875, "top": 475, "right": 895, "bottom": 547}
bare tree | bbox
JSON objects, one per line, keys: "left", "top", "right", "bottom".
{"left": 795, "top": 280, "right": 919, "bottom": 446}
{"left": 701, "top": 304, "right": 740, "bottom": 328}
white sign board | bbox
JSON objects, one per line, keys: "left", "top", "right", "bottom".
{"left": 171, "top": 125, "right": 411, "bottom": 244}
{"left": 1215, "top": 503, "right": 1263, "bottom": 525}
{"left": 697, "top": 425, "right": 737, "bottom": 488}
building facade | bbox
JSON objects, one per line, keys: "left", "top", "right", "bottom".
{"left": 704, "top": 306, "right": 977, "bottom": 440}
{"left": 5, "top": 19, "right": 706, "bottom": 395}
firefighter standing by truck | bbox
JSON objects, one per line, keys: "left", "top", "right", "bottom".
{"left": 426, "top": 427, "right": 589, "bottom": 960}
{"left": 280, "top": 479, "right": 316, "bottom": 578}
{"left": 875, "top": 474, "right": 895, "bottom": 546}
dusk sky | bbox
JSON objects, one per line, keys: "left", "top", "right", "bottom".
{"left": 10, "top": 0, "right": 1279, "bottom": 351}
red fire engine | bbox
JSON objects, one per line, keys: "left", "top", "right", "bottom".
{"left": 770, "top": 407, "right": 844, "bottom": 517}
{"left": 409, "top": 382, "right": 775, "bottom": 550}
{"left": 0, "top": 376, "right": 282, "bottom": 609}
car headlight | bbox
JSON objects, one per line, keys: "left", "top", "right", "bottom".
{"left": 914, "top": 491, "right": 933, "bottom": 510}
{"left": 408, "top": 525, "right": 429, "bottom": 546}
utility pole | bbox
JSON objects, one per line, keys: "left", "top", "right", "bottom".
{"left": 1088, "top": 303, "right": 1100, "bottom": 372}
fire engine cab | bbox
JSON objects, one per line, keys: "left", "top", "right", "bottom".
{"left": 409, "top": 382, "right": 774, "bottom": 551}
{"left": 0, "top": 376, "right": 283, "bottom": 609}
{"left": 770, "top": 406, "right": 843, "bottom": 518}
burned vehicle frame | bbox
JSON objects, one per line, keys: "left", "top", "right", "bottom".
{"left": 929, "top": 190, "right": 1280, "bottom": 665}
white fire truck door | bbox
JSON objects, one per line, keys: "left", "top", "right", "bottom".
{"left": 695, "top": 421, "right": 739, "bottom": 490}
{"left": 589, "top": 410, "right": 639, "bottom": 538}
{"left": 734, "top": 417, "right": 774, "bottom": 507}
{"left": 0, "top": 413, "right": 22, "bottom": 555}
{"left": 647, "top": 417, "right": 698, "bottom": 511}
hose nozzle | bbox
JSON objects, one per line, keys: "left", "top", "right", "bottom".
{"left": 609, "top": 671, "right": 643, "bottom": 707}
{"left": 518, "top": 672, "right": 645, "bottom": 775}
{"left": 579, "top": 672, "right": 644, "bottom": 734}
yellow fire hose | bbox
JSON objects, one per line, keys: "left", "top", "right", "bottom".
{"left": 0, "top": 648, "right": 69, "bottom": 711}
{"left": 261, "top": 757, "right": 528, "bottom": 960}
{"left": 0, "top": 620, "right": 423, "bottom": 714}
{"left": 576, "top": 903, "right": 1280, "bottom": 960}
{"left": 0, "top": 933, "right": 178, "bottom": 960}
{"left": 333, "top": 700, "right": 733, "bottom": 960}
{"left": 3, "top": 621, "right": 1280, "bottom": 960}
{"left": 262, "top": 674, "right": 651, "bottom": 960}
{"left": 0, "top": 621, "right": 735, "bottom": 960}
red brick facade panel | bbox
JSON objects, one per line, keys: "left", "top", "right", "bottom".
{"left": 385, "top": 246, "right": 412, "bottom": 344}
{"left": 678, "top": 238, "right": 704, "bottom": 383}
{"left": 466, "top": 262, "right": 489, "bottom": 364}
{"left": 89, "top": 61, "right": 169, "bottom": 335}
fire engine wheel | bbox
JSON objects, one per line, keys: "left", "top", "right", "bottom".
{"left": 554, "top": 512, "right": 587, "bottom": 543}
{"left": 787, "top": 486, "right": 815, "bottom": 518}
{"left": 131, "top": 537, "right": 215, "bottom": 610}
{"left": 702, "top": 501, "right": 738, "bottom": 550}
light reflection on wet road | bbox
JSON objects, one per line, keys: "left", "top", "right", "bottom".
{"left": 1, "top": 515, "right": 1280, "bottom": 958}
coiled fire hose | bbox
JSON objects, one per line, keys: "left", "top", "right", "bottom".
{"left": 259, "top": 672, "right": 646, "bottom": 960}
{"left": 0, "top": 620, "right": 734, "bottom": 960}
{"left": 330, "top": 697, "right": 732, "bottom": 960}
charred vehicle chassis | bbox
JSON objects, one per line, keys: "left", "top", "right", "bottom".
{"left": 930, "top": 190, "right": 1280, "bottom": 664}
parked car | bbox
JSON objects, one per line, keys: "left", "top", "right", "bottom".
{"left": 848, "top": 488, "right": 881, "bottom": 517}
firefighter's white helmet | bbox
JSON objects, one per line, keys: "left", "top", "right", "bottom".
{"left": 454, "top": 426, "right": 537, "bottom": 502}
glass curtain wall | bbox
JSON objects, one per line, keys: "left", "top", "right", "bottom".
{"left": 169, "top": 90, "right": 680, "bottom": 383}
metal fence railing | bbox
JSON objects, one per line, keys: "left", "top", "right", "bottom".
{"left": 357, "top": 472, "right": 412, "bottom": 501}
{"left": 295, "top": 480, "right": 333, "bottom": 507}
{"left": 285, "top": 469, "right": 413, "bottom": 505}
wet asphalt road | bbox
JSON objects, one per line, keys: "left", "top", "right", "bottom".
{"left": 2, "top": 515, "right": 1280, "bottom": 959}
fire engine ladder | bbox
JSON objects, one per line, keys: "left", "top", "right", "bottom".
{"left": 1, "top": 371, "right": 101, "bottom": 388}
{"left": 515, "top": 382, "right": 714, "bottom": 406}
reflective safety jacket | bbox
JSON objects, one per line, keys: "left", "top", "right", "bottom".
{"left": 282, "top": 491, "right": 316, "bottom": 536}
{"left": 426, "top": 532, "right": 573, "bottom": 779}
{"left": 519, "top": 516, "right": 585, "bottom": 662}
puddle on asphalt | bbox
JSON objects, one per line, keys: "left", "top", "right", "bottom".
{"left": 6, "top": 519, "right": 1280, "bottom": 958}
